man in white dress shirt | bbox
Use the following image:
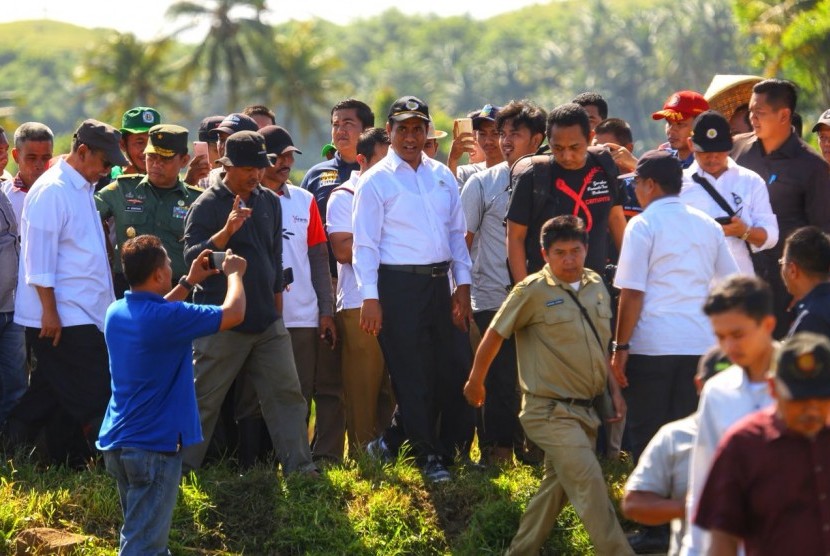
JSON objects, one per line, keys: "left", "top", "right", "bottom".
{"left": 611, "top": 150, "right": 739, "bottom": 462}
{"left": 680, "top": 111, "right": 778, "bottom": 275}
{"left": 353, "top": 95, "right": 473, "bottom": 482}
{"left": 8, "top": 119, "right": 127, "bottom": 463}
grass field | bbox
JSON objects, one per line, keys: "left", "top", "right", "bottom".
{"left": 0, "top": 448, "right": 634, "bottom": 555}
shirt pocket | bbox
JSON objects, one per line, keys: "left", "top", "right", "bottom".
{"left": 544, "top": 306, "right": 579, "bottom": 326}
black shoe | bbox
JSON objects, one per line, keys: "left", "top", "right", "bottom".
{"left": 627, "top": 524, "right": 670, "bottom": 554}
{"left": 422, "top": 455, "right": 451, "bottom": 483}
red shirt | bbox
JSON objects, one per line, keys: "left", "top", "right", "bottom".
{"left": 695, "top": 406, "right": 830, "bottom": 556}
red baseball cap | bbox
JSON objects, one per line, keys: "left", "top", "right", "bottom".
{"left": 652, "top": 91, "right": 709, "bottom": 122}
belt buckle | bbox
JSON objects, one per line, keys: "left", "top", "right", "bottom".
{"left": 431, "top": 266, "right": 444, "bottom": 277}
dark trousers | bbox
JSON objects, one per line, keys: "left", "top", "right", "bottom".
{"left": 473, "top": 310, "right": 521, "bottom": 449}
{"left": 377, "top": 268, "right": 454, "bottom": 465}
{"left": 436, "top": 325, "right": 475, "bottom": 463}
{"left": 7, "top": 325, "right": 110, "bottom": 463}
{"left": 754, "top": 249, "right": 792, "bottom": 339}
{"left": 622, "top": 354, "right": 699, "bottom": 462}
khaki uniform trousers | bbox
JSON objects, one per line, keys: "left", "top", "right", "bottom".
{"left": 336, "top": 308, "right": 395, "bottom": 456}
{"left": 507, "top": 394, "right": 633, "bottom": 555}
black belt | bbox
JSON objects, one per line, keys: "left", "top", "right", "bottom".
{"left": 552, "top": 397, "right": 596, "bottom": 408}
{"left": 379, "top": 262, "right": 450, "bottom": 277}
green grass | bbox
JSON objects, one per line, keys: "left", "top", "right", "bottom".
{"left": 0, "top": 449, "right": 634, "bottom": 555}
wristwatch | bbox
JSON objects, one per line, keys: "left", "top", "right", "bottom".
{"left": 178, "top": 276, "right": 195, "bottom": 291}
{"left": 611, "top": 341, "right": 630, "bottom": 353}
{"left": 740, "top": 228, "right": 751, "bottom": 241}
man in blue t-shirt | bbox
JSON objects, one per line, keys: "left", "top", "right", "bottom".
{"left": 97, "top": 234, "right": 247, "bottom": 555}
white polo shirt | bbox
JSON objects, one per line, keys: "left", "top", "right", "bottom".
{"left": 680, "top": 363, "right": 775, "bottom": 556}
{"left": 627, "top": 414, "right": 697, "bottom": 556}
{"left": 15, "top": 158, "right": 114, "bottom": 331}
{"left": 326, "top": 172, "right": 362, "bottom": 311}
{"left": 278, "top": 183, "right": 327, "bottom": 328}
{"left": 680, "top": 158, "right": 778, "bottom": 275}
{"left": 614, "top": 196, "right": 739, "bottom": 355}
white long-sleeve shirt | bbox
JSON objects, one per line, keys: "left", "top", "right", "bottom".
{"left": 15, "top": 158, "right": 114, "bottom": 331}
{"left": 680, "top": 363, "right": 775, "bottom": 556}
{"left": 352, "top": 149, "right": 472, "bottom": 300}
{"left": 680, "top": 158, "right": 779, "bottom": 275}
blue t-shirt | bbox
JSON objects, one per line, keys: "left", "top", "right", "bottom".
{"left": 97, "top": 291, "right": 222, "bottom": 452}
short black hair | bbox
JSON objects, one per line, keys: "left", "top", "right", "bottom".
{"left": 753, "top": 79, "right": 798, "bottom": 113}
{"left": 572, "top": 92, "right": 608, "bottom": 120}
{"left": 784, "top": 226, "right": 830, "bottom": 278}
{"left": 331, "top": 99, "right": 375, "bottom": 129}
{"left": 121, "top": 234, "right": 167, "bottom": 287}
{"left": 243, "top": 104, "right": 276, "bottom": 125}
{"left": 595, "top": 118, "right": 633, "bottom": 146}
{"left": 546, "top": 103, "right": 591, "bottom": 141}
{"left": 496, "top": 99, "right": 547, "bottom": 137}
{"left": 356, "top": 127, "right": 390, "bottom": 159}
{"left": 792, "top": 112, "right": 803, "bottom": 138}
{"left": 703, "top": 275, "right": 774, "bottom": 322}
{"left": 540, "top": 215, "right": 588, "bottom": 250}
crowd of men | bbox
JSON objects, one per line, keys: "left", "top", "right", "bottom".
{"left": 1, "top": 77, "right": 830, "bottom": 554}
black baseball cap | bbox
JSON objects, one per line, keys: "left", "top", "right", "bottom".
{"left": 198, "top": 115, "right": 224, "bottom": 142}
{"left": 216, "top": 131, "right": 272, "bottom": 168}
{"left": 619, "top": 149, "right": 682, "bottom": 187}
{"left": 774, "top": 332, "right": 830, "bottom": 400}
{"left": 75, "top": 119, "right": 129, "bottom": 167}
{"left": 691, "top": 110, "right": 733, "bottom": 152}
{"left": 388, "top": 96, "right": 430, "bottom": 122}
{"left": 212, "top": 113, "right": 259, "bottom": 137}
{"left": 260, "top": 125, "right": 302, "bottom": 158}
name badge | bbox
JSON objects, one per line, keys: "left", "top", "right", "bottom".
{"left": 125, "top": 205, "right": 144, "bottom": 213}
{"left": 546, "top": 299, "right": 564, "bottom": 307}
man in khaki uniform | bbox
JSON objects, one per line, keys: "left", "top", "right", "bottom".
{"left": 96, "top": 124, "right": 202, "bottom": 296}
{"left": 464, "top": 214, "right": 632, "bottom": 555}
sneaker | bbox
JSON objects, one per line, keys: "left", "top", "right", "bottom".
{"left": 366, "top": 437, "right": 393, "bottom": 463}
{"left": 422, "top": 455, "right": 451, "bottom": 483}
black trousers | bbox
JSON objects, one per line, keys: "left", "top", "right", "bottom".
{"left": 754, "top": 249, "right": 792, "bottom": 339}
{"left": 473, "top": 310, "right": 521, "bottom": 449}
{"left": 622, "top": 354, "right": 699, "bottom": 463}
{"left": 7, "top": 325, "right": 110, "bottom": 462}
{"left": 377, "top": 267, "right": 457, "bottom": 464}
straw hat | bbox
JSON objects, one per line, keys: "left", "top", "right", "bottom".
{"left": 703, "top": 75, "right": 763, "bottom": 122}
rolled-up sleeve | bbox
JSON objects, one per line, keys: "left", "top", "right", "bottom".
{"left": 22, "top": 189, "right": 63, "bottom": 288}
{"left": 353, "top": 178, "right": 383, "bottom": 300}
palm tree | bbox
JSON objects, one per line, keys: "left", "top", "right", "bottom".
{"left": 166, "top": 0, "right": 273, "bottom": 110}
{"left": 75, "top": 33, "right": 185, "bottom": 124}
{"left": 253, "top": 22, "right": 345, "bottom": 139}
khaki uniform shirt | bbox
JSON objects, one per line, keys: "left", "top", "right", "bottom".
{"left": 96, "top": 175, "right": 202, "bottom": 278}
{"left": 491, "top": 264, "right": 612, "bottom": 401}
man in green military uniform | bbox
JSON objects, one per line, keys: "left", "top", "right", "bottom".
{"left": 464, "top": 215, "right": 632, "bottom": 555}
{"left": 96, "top": 124, "right": 201, "bottom": 297}
{"left": 115, "top": 107, "right": 162, "bottom": 177}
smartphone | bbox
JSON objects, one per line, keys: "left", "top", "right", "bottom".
{"left": 193, "top": 141, "right": 209, "bottom": 159}
{"left": 715, "top": 216, "right": 733, "bottom": 225}
{"left": 324, "top": 328, "right": 334, "bottom": 347}
{"left": 209, "top": 251, "right": 226, "bottom": 270}
{"left": 283, "top": 267, "right": 294, "bottom": 290}
{"left": 453, "top": 117, "right": 473, "bottom": 138}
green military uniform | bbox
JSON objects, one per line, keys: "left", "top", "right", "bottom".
{"left": 491, "top": 264, "right": 633, "bottom": 555}
{"left": 96, "top": 124, "right": 200, "bottom": 280}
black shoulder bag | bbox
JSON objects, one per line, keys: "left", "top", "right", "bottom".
{"left": 562, "top": 288, "right": 615, "bottom": 420}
